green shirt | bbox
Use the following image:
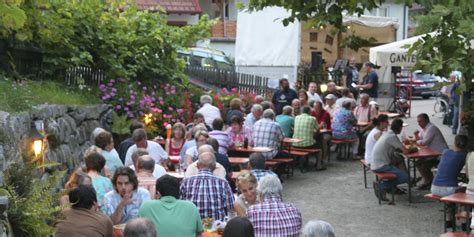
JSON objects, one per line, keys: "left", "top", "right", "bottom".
{"left": 293, "top": 113, "right": 318, "bottom": 147}
{"left": 276, "top": 114, "right": 295, "bottom": 137}
{"left": 139, "top": 196, "right": 203, "bottom": 237}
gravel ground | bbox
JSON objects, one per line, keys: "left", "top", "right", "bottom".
{"left": 282, "top": 98, "right": 455, "bottom": 237}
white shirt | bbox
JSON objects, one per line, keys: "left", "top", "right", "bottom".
{"left": 184, "top": 161, "right": 227, "bottom": 178}
{"left": 365, "top": 128, "right": 383, "bottom": 165}
{"left": 129, "top": 164, "right": 167, "bottom": 179}
{"left": 417, "top": 122, "right": 449, "bottom": 153}
{"left": 185, "top": 146, "right": 199, "bottom": 163}
{"left": 124, "top": 140, "right": 169, "bottom": 166}
{"left": 307, "top": 91, "right": 322, "bottom": 103}
{"left": 196, "top": 103, "right": 221, "bottom": 127}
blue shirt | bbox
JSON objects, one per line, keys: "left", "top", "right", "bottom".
{"left": 103, "top": 188, "right": 151, "bottom": 224}
{"left": 275, "top": 114, "right": 295, "bottom": 137}
{"left": 433, "top": 149, "right": 467, "bottom": 187}
{"left": 363, "top": 71, "right": 379, "bottom": 98}
{"left": 180, "top": 140, "right": 196, "bottom": 169}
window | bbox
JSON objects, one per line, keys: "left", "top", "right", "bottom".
{"left": 325, "top": 35, "right": 333, "bottom": 45}
{"left": 379, "top": 7, "right": 389, "bottom": 17}
{"left": 309, "top": 32, "right": 318, "bottom": 42}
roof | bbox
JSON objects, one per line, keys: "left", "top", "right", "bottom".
{"left": 136, "top": 0, "right": 202, "bottom": 14}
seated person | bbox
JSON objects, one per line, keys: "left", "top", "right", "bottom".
{"left": 292, "top": 99, "right": 302, "bottom": 116}
{"left": 136, "top": 155, "right": 162, "bottom": 199}
{"left": 323, "top": 94, "right": 337, "bottom": 118}
{"left": 208, "top": 118, "right": 234, "bottom": 155}
{"left": 371, "top": 119, "right": 410, "bottom": 201}
{"left": 54, "top": 185, "right": 113, "bottom": 237}
{"left": 335, "top": 88, "right": 357, "bottom": 109}
{"left": 252, "top": 109, "right": 284, "bottom": 160}
{"left": 186, "top": 112, "right": 212, "bottom": 132}
{"left": 321, "top": 82, "right": 342, "bottom": 100}
{"left": 275, "top": 105, "right": 295, "bottom": 137}
{"left": 185, "top": 130, "right": 210, "bottom": 165}
{"left": 310, "top": 100, "right": 332, "bottom": 163}
{"left": 179, "top": 124, "right": 207, "bottom": 170}
{"left": 139, "top": 175, "right": 203, "bottom": 237}
{"left": 103, "top": 167, "right": 151, "bottom": 224}
{"left": 248, "top": 153, "right": 277, "bottom": 182}
{"left": 414, "top": 113, "right": 449, "bottom": 190}
{"left": 223, "top": 217, "right": 255, "bottom": 237}
{"left": 123, "top": 218, "right": 156, "bottom": 237}
{"left": 354, "top": 93, "right": 378, "bottom": 155}
{"left": 165, "top": 122, "right": 186, "bottom": 156}
{"left": 226, "top": 116, "right": 253, "bottom": 147}
{"left": 364, "top": 115, "right": 389, "bottom": 166}
{"left": 225, "top": 98, "right": 244, "bottom": 125}
{"left": 185, "top": 145, "right": 227, "bottom": 178}
{"left": 129, "top": 148, "right": 166, "bottom": 179}
{"left": 301, "top": 219, "right": 335, "bottom": 237}
{"left": 331, "top": 101, "right": 359, "bottom": 160}
{"left": 293, "top": 106, "right": 322, "bottom": 169}
{"left": 247, "top": 176, "right": 301, "bottom": 236}
{"left": 431, "top": 135, "right": 468, "bottom": 196}
{"left": 206, "top": 138, "right": 232, "bottom": 175}
{"left": 234, "top": 171, "right": 259, "bottom": 217}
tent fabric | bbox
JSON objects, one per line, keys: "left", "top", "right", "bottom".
{"left": 235, "top": 7, "right": 300, "bottom": 66}
{"left": 343, "top": 15, "right": 399, "bottom": 29}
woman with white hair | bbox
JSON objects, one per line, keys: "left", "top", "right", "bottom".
{"left": 301, "top": 219, "right": 335, "bottom": 237}
{"left": 196, "top": 94, "right": 221, "bottom": 127}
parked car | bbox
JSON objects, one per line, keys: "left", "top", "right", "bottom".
{"left": 178, "top": 47, "right": 234, "bottom": 71}
{"left": 396, "top": 71, "right": 441, "bottom": 99}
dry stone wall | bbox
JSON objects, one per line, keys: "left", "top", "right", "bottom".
{"left": 0, "top": 104, "right": 112, "bottom": 175}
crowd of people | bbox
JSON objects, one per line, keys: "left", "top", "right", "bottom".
{"left": 53, "top": 62, "right": 467, "bottom": 237}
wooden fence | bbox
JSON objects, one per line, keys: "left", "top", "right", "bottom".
{"left": 185, "top": 66, "right": 270, "bottom": 95}
{"left": 64, "top": 66, "right": 106, "bottom": 86}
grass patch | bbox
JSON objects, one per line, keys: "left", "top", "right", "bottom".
{"left": 0, "top": 79, "right": 101, "bottom": 112}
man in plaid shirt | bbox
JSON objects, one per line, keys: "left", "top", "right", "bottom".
{"left": 249, "top": 153, "right": 277, "bottom": 182}
{"left": 252, "top": 109, "right": 284, "bottom": 160}
{"left": 247, "top": 176, "right": 302, "bottom": 237}
{"left": 180, "top": 151, "right": 234, "bottom": 221}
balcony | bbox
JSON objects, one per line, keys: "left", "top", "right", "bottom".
{"left": 211, "top": 20, "right": 236, "bottom": 41}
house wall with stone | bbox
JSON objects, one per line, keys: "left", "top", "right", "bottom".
{"left": 0, "top": 104, "right": 112, "bottom": 177}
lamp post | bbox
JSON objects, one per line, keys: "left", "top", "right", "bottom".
{"left": 30, "top": 121, "right": 45, "bottom": 164}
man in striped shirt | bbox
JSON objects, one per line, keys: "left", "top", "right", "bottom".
{"left": 180, "top": 152, "right": 234, "bottom": 221}
{"left": 247, "top": 176, "right": 301, "bottom": 237}
{"left": 208, "top": 118, "right": 234, "bottom": 155}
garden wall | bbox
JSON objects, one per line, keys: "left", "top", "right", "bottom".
{"left": 0, "top": 104, "right": 112, "bottom": 175}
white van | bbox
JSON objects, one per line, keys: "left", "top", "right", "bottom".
{"left": 178, "top": 47, "right": 234, "bottom": 71}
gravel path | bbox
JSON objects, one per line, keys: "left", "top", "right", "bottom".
{"left": 282, "top": 98, "right": 455, "bottom": 237}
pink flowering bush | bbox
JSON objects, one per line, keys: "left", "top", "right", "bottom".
{"left": 99, "top": 78, "right": 203, "bottom": 134}
{"left": 210, "top": 88, "right": 260, "bottom": 111}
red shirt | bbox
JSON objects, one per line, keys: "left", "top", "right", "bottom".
{"left": 311, "top": 110, "right": 331, "bottom": 128}
{"left": 168, "top": 139, "right": 184, "bottom": 156}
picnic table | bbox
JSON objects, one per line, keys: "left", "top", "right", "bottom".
{"left": 379, "top": 111, "right": 402, "bottom": 118}
{"left": 229, "top": 146, "right": 273, "bottom": 153}
{"left": 440, "top": 193, "right": 474, "bottom": 233}
{"left": 405, "top": 145, "right": 441, "bottom": 202}
{"left": 228, "top": 157, "right": 249, "bottom": 165}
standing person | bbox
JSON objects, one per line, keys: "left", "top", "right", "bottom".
{"left": 307, "top": 82, "right": 322, "bottom": 103}
{"left": 226, "top": 98, "right": 244, "bottom": 125}
{"left": 85, "top": 152, "right": 113, "bottom": 210}
{"left": 344, "top": 57, "right": 360, "bottom": 100}
{"left": 272, "top": 78, "right": 298, "bottom": 115}
{"left": 54, "top": 186, "right": 113, "bottom": 237}
{"left": 103, "top": 167, "right": 151, "bottom": 224}
{"left": 118, "top": 121, "right": 145, "bottom": 164}
{"left": 414, "top": 113, "right": 449, "bottom": 189}
{"left": 364, "top": 115, "right": 389, "bottom": 166}
{"left": 449, "top": 71, "right": 462, "bottom": 134}
{"left": 196, "top": 95, "right": 221, "bottom": 127}
{"left": 355, "top": 62, "right": 379, "bottom": 100}
{"left": 431, "top": 135, "right": 468, "bottom": 196}
{"left": 371, "top": 119, "right": 410, "bottom": 201}
{"left": 234, "top": 171, "right": 259, "bottom": 217}
{"left": 247, "top": 176, "right": 302, "bottom": 237}
{"left": 165, "top": 122, "right": 186, "bottom": 156}
{"left": 139, "top": 175, "right": 203, "bottom": 237}
{"left": 252, "top": 109, "right": 284, "bottom": 160}
{"left": 180, "top": 152, "right": 235, "bottom": 221}
{"left": 275, "top": 105, "right": 295, "bottom": 137}
{"left": 209, "top": 118, "right": 234, "bottom": 155}
{"left": 124, "top": 129, "right": 169, "bottom": 167}
{"left": 95, "top": 131, "right": 123, "bottom": 176}
{"left": 244, "top": 104, "right": 263, "bottom": 133}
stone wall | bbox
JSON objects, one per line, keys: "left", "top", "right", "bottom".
{"left": 0, "top": 104, "right": 112, "bottom": 174}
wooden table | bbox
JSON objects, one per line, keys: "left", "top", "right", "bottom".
{"left": 440, "top": 193, "right": 474, "bottom": 233}
{"left": 229, "top": 146, "right": 274, "bottom": 153}
{"left": 283, "top": 137, "right": 304, "bottom": 144}
{"left": 379, "top": 111, "right": 402, "bottom": 118}
{"left": 405, "top": 145, "right": 442, "bottom": 202}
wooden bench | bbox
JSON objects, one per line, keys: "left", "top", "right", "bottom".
{"left": 330, "top": 138, "right": 357, "bottom": 160}
{"left": 374, "top": 172, "right": 396, "bottom": 205}
{"left": 281, "top": 149, "right": 310, "bottom": 173}
{"left": 272, "top": 158, "right": 296, "bottom": 177}
{"left": 360, "top": 160, "right": 370, "bottom": 189}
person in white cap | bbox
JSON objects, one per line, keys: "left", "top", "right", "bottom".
{"left": 323, "top": 94, "right": 337, "bottom": 118}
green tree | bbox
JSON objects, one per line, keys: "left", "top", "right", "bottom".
{"left": 247, "top": 0, "right": 473, "bottom": 126}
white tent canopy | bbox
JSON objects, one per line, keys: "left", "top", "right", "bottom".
{"left": 369, "top": 33, "right": 437, "bottom": 67}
